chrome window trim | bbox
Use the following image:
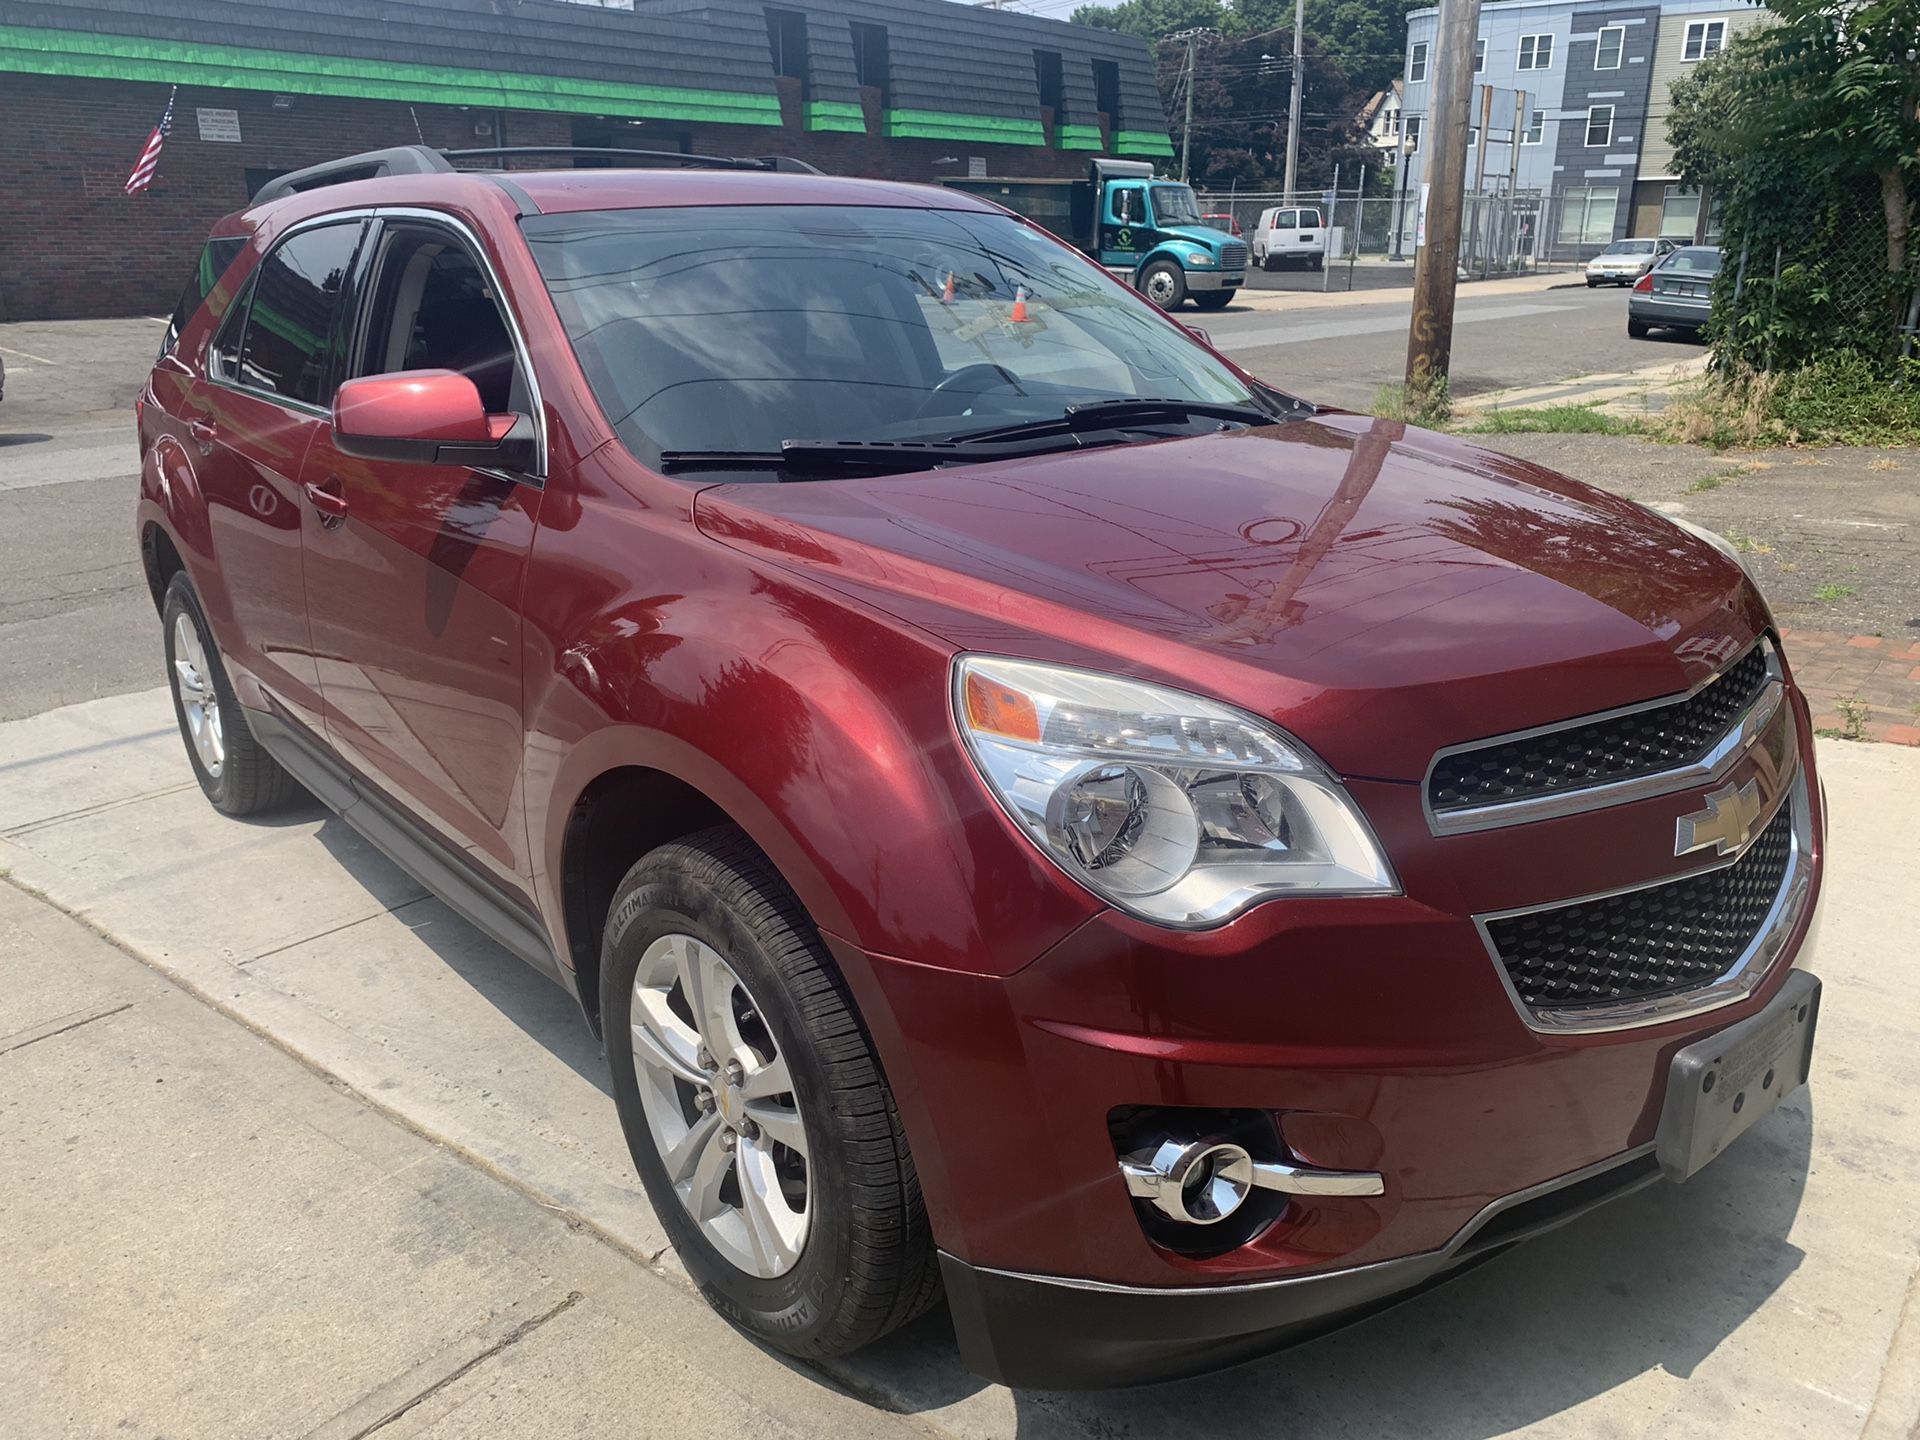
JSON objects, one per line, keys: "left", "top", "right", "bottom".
{"left": 1473, "top": 763, "right": 1813, "bottom": 1035}
{"left": 1423, "top": 640, "right": 1782, "bottom": 836}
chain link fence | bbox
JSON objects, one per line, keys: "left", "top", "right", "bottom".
{"left": 1192, "top": 183, "right": 1668, "bottom": 275}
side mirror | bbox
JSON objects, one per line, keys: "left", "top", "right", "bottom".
{"left": 332, "top": 369, "right": 538, "bottom": 475}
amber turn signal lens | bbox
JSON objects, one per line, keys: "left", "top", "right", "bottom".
{"left": 963, "top": 670, "right": 1041, "bottom": 742}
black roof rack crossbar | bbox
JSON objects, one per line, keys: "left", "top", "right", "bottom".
{"left": 441, "top": 147, "right": 822, "bottom": 174}
{"left": 251, "top": 144, "right": 823, "bottom": 202}
{"left": 251, "top": 145, "right": 453, "bottom": 204}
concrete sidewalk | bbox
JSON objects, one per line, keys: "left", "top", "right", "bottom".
{"left": 1227, "top": 266, "right": 1575, "bottom": 313}
{"left": 4, "top": 689, "right": 1919, "bottom": 1438}
{"left": 1453, "top": 350, "right": 1711, "bottom": 416}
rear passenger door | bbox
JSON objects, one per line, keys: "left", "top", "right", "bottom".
{"left": 297, "top": 215, "right": 545, "bottom": 896}
{"left": 191, "top": 218, "right": 368, "bottom": 728}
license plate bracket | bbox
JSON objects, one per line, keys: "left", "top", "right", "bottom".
{"left": 1655, "top": 970, "right": 1820, "bottom": 1182}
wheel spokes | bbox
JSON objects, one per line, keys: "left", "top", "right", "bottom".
{"left": 629, "top": 994, "right": 707, "bottom": 1088}
{"left": 743, "top": 1099, "right": 806, "bottom": 1157}
{"left": 736, "top": 1143, "right": 805, "bottom": 1273}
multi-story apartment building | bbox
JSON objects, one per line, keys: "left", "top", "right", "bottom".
{"left": 1397, "top": 0, "right": 1764, "bottom": 252}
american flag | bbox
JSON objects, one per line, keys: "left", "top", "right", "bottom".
{"left": 125, "top": 88, "right": 176, "bottom": 196}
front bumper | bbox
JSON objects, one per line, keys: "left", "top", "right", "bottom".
{"left": 1588, "top": 266, "right": 1645, "bottom": 282}
{"left": 1184, "top": 269, "right": 1245, "bottom": 292}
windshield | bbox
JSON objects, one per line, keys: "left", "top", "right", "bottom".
{"left": 1150, "top": 185, "right": 1203, "bottom": 227}
{"left": 523, "top": 204, "right": 1266, "bottom": 470}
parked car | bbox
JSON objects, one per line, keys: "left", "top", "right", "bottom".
{"left": 1586, "top": 236, "right": 1676, "bottom": 287}
{"left": 1200, "top": 211, "right": 1242, "bottom": 236}
{"left": 1630, "top": 245, "right": 1722, "bottom": 339}
{"left": 137, "top": 146, "right": 1824, "bottom": 1390}
{"left": 1251, "top": 206, "right": 1327, "bottom": 271}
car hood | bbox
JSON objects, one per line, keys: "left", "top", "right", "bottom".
{"left": 1164, "top": 224, "right": 1234, "bottom": 251}
{"left": 693, "top": 412, "right": 1766, "bottom": 782}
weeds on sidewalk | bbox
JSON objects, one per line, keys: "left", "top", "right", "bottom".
{"left": 1373, "top": 373, "right": 1452, "bottom": 427}
{"left": 1456, "top": 403, "right": 1646, "bottom": 437}
{"left": 1815, "top": 696, "right": 1871, "bottom": 742}
{"left": 1813, "top": 583, "right": 1857, "bottom": 602}
{"left": 1661, "top": 356, "right": 1920, "bottom": 448}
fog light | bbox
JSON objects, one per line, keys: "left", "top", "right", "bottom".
{"left": 1121, "top": 1139, "right": 1255, "bottom": 1225}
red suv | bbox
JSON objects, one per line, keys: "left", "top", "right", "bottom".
{"left": 137, "top": 147, "right": 1823, "bottom": 1388}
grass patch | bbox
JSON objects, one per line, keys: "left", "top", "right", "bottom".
{"left": 1658, "top": 354, "right": 1920, "bottom": 448}
{"left": 1456, "top": 403, "right": 1645, "bottom": 436}
{"left": 1686, "top": 471, "right": 1727, "bottom": 493}
{"left": 1373, "top": 372, "right": 1453, "bottom": 427}
{"left": 1812, "top": 583, "right": 1856, "bottom": 602}
{"left": 1724, "top": 529, "right": 1774, "bottom": 555}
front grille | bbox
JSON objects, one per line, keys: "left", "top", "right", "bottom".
{"left": 1430, "top": 643, "right": 1771, "bottom": 815}
{"left": 1220, "top": 242, "right": 1249, "bottom": 270}
{"left": 1485, "top": 800, "right": 1794, "bottom": 1012}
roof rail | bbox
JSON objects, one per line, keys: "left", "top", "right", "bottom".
{"left": 251, "top": 145, "right": 452, "bottom": 203}
{"left": 441, "top": 146, "right": 822, "bottom": 174}
{"left": 249, "top": 144, "right": 824, "bottom": 204}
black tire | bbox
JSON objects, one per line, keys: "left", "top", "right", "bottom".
{"left": 161, "top": 573, "right": 304, "bottom": 816}
{"left": 1193, "top": 290, "right": 1234, "bottom": 311}
{"left": 602, "top": 826, "right": 939, "bottom": 1359}
{"left": 1137, "top": 259, "right": 1187, "bottom": 310}
{"left": 1586, "top": 277, "right": 1600, "bottom": 288}
{"left": 1260, "top": 252, "right": 1278, "bottom": 273}
{"left": 1309, "top": 255, "right": 1323, "bottom": 272}
{"left": 1627, "top": 316, "right": 1652, "bottom": 338}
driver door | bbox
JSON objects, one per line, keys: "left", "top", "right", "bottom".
{"left": 297, "top": 217, "right": 544, "bottom": 895}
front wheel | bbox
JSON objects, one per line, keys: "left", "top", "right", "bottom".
{"left": 1137, "top": 259, "right": 1187, "bottom": 310}
{"left": 602, "top": 827, "right": 940, "bottom": 1358}
{"left": 1193, "top": 290, "right": 1234, "bottom": 311}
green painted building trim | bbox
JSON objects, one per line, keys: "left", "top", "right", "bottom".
{"left": 1113, "top": 129, "right": 1175, "bottom": 158}
{"left": 1053, "top": 123, "right": 1103, "bottom": 151}
{"left": 882, "top": 108, "right": 1046, "bottom": 145}
{"left": 803, "top": 99, "right": 867, "bottom": 133}
{"left": 0, "top": 24, "right": 782, "bottom": 126}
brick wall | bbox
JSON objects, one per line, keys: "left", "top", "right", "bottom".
{"left": 0, "top": 74, "right": 1104, "bottom": 321}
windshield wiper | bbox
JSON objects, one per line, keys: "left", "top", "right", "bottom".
{"left": 945, "top": 396, "right": 1284, "bottom": 445}
{"left": 658, "top": 431, "right": 1100, "bottom": 477}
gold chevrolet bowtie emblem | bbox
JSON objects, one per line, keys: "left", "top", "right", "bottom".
{"left": 1675, "top": 778, "right": 1766, "bottom": 858}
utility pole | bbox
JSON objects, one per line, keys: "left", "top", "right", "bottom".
{"left": 1282, "top": 0, "right": 1304, "bottom": 199}
{"left": 1404, "top": 0, "right": 1483, "bottom": 404}
{"left": 1167, "top": 27, "right": 1215, "bottom": 182}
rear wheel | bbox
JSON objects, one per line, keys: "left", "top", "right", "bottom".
{"left": 1138, "top": 259, "right": 1187, "bottom": 310}
{"left": 602, "top": 827, "right": 939, "bottom": 1358}
{"left": 1193, "top": 290, "right": 1234, "bottom": 311}
{"left": 162, "top": 574, "right": 304, "bottom": 816}
{"left": 1627, "top": 316, "right": 1652, "bottom": 338}
{"left": 1260, "top": 251, "right": 1277, "bottom": 273}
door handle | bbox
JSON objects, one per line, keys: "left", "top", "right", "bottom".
{"left": 187, "top": 416, "right": 217, "bottom": 451}
{"left": 302, "top": 476, "right": 349, "bottom": 526}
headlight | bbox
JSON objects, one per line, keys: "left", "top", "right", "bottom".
{"left": 953, "top": 656, "right": 1398, "bottom": 927}
{"left": 1184, "top": 250, "right": 1215, "bottom": 266}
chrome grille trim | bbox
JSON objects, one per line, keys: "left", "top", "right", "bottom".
{"left": 1473, "top": 768, "right": 1814, "bottom": 1034}
{"left": 1424, "top": 641, "right": 1784, "bottom": 836}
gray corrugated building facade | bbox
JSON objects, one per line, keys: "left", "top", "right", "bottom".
{"left": 0, "top": 0, "right": 1174, "bottom": 319}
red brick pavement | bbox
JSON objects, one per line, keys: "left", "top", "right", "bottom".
{"left": 1778, "top": 629, "right": 1920, "bottom": 745}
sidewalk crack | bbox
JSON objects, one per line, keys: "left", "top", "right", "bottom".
{"left": 343, "top": 1290, "right": 583, "bottom": 1438}
{"left": 0, "top": 1001, "right": 133, "bottom": 1058}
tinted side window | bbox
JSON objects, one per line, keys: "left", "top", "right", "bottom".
{"left": 162, "top": 237, "right": 246, "bottom": 358}
{"left": 235, "top": 222, "right": 363, "bottom": 406}
{"left": 355, "top": 228, "right": 524, "bottom": 416}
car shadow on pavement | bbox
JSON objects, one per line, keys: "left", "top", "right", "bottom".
{"left": 831, "top": 1101, "right": 1811, "bottom": 1436}
{"left": 310, "top": 814, "right": 612, "bottom": 1096}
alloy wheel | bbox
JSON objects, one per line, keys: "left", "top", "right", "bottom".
{"left": 1146, "top": 270, "right": 1178, "bottom": 305}
{"left": 171, "top": 612, "right": 225, "bottom": 779}
{"left": 629, "top": 933, "right": 811, "bottom": 1278}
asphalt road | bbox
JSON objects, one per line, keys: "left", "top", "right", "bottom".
{"left": 0, "top": 284, "right": 1654, "bottom": 720}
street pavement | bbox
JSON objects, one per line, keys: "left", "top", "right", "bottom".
{"left": 3, "top": 684, "right": 1919, "bottom": 1439}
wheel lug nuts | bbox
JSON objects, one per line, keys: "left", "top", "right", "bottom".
{"left": 738, "top": 1118, "right": 759, "bottom": 1141}
{"left": 723, "top": 1060, "right": 744, "bottom": 1085}
{"left": 698, "top": 1048, "right": 715, "bottom": 1072}
{"left": 720, "top": 1128, "right": 738, "bottom": 1151}
{"left": 694, "top": 1089, "right": 715, "bottom": 1113}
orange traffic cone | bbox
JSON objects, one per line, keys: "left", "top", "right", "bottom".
{"left": 941, "top": 271, "right": 956, "bottom": 304}
{"left": 1010, "top": 286, "right": 1029, "bottom": 323}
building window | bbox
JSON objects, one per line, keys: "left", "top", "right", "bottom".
{"left": 1403, "top": 114, "right": 1423, "bottom": 153}
{"left": 851, "top": 22, "right": 890, "bottom": 102}
{"left": 1518, "top": 34, "right": 1553, "bottom": 70}
{"left": 1661, "top": 184, "right": 1702, "bottom": 237}
{"left": 1595, "top": 25, "right": 1625, "bottom": 70}
{"left": 1093, "top": 58, "right": 1120, "bottom": 121}
{"left": 1468, "top": 125, "right": 1478, "bottom": 148}
{"left": 1682, "top": 19, "right": 1726, "bottom": 61}
{"left": 1558, "top": 186, "right": 1620, "bottom": 243}
{"left": 764, "top": 8, "right": 807, "bottom": 84}
{"left": 1474, "top": 38, "right": 1486, "bottom": 73}
{"left": 1585, "top": 104, "right": 1614, "bottom": 146}
{"left": 1408, "top": 41, "right": 1428, "bottom": 83}
{"left": 1034, "top": 49, "right": 1063, "bottom": 113}
{"left": 1523, "top": 108, "right": 1544, "bottom": 144}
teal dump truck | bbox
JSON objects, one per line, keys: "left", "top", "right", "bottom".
{"left": 943, "top": 158, "right": 1247, "bottom": 311}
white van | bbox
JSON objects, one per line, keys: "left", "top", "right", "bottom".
{"left": 1251, "top": 207, "right": 1327, "bottom": 271}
